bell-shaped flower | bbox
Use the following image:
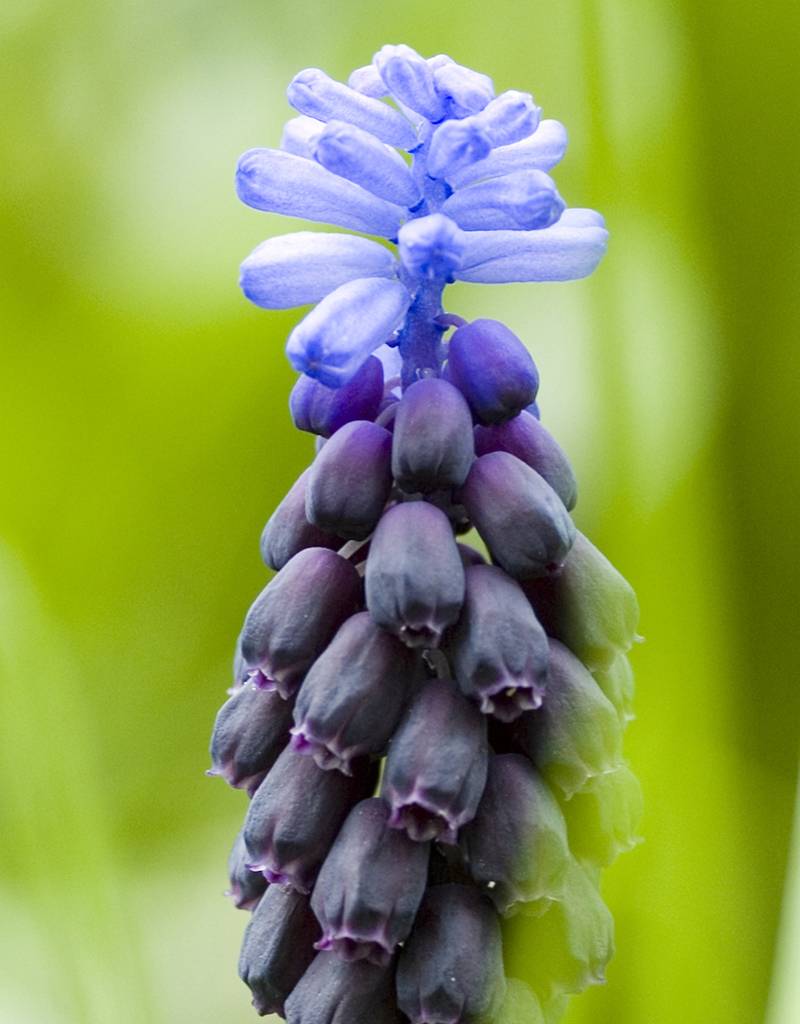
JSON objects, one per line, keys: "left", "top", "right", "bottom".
{"left": 244, "top": 746, "right": 377, "bottom": 893}
{"left": 285, "top": 953, "right": 405, "bottom": 1024}
{"left": 208, "top": 683, "right": 294, "bottom": 793}
{"left": 291, "top": 612, "right": 417, "bottom": 774}
{"left": 459, "top": 452, "right": 576, "bottom": 580}
{"left": 447, "top": 319, "right": 539, "bottom": 424}
{"left": 239, "top": 547, "right": 362, "bottom": 699}
{"left": 311, "top": 798, "right": 430, "bottom": 965}
{"left": 382, "top": 677, "right": 488, "bottom": 843}
{"left": 445, "top": 564, "right": 549, "bottom": 720}
{"left": 397, "top": 884, "right": 505, "bottom": 1024}
{"left": 365, "top": 501, "right": 465, "bottom": 648}
{"left": 238, "top": 884, "right": 320, "bottom": 1016}
{"left": 305, "top": 420, "right": 393, "bottom": 540}
{"left": 391, "top": 377, "right": 474, "bottom": 493}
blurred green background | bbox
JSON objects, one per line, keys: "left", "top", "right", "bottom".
{"left": 2, "top": 0, "right": 799, "bottom": 1021}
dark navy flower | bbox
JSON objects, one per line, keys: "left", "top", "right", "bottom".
{"left": 291, "top": 611, "right": 417, "bottom": 773}
{"left": 238, "top": 885, "right": 320, "bottom": 1016}
{"left": 285, "top": 952, "right": 404, "bottom": 1024}
{"left": 445, "top": 563, "right": 549, "bottom": 720}
{"left": 311, "top": 798, "right": 429, "bottom": 965}
{"left": 239, "top": 547, "right": 362, "bottom": 698}
{"left": 259, "top": 468, "right": 340, "bottom": 571}
{"left": 209, "top": 683, "right": 294, "bottom": 793}
{"left": 243, "top": 745, "right": 377, "bottom": 893}
{"left": 397, "top": 884, "right": 505, "bottom": 1024}
{"left": 381, "top": 676, "right": 488, "bottom": 843}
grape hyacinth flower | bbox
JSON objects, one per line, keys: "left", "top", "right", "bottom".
{"left": 209, "top": 45, "right": 641, "bottom": 1023}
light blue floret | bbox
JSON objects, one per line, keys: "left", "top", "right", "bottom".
{"left": 236, "top": 45, "right": 609, "bottom": 386}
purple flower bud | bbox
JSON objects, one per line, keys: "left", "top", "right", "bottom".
{"left": 382, "top": 677, "right": 488, "bottom": 842}
{"left": 459, "top": 754, "right": 570, "bottom": 916}
{"left": 227, "top": 831, "right": 268, "bottom": 911}
{"left": 391, "top": 378, "right": 474, "bottom": 493}
{"left": 259, "top": 468, "right": 340, "bottom": 572}
{"left": 397, "top": 884, "right": 505, "bottom": 1024}
{"left": 209, "top": 683, "right": 294, "bottom": 793}
{"left": 593, "top": 653, "right": 635, "bottom": 725}
{"left": 306, "top": 420, "right": 393, "bottom": 540}
{"left": 240, "top": 548, "right": 362, "bottom": 699}
{"left": 503, "top": 859, "right": 614, "bottom": 998}
{"left": 291, "top": 611, "right": 417, "bottom": 773}
{"left": 446, "top": 564, "right": 549, "bottom": 720}
{"left": 289, "top": 355, "right": 384, "bottom": 438}
{"left": 474, "top": 411, "right": 577, "bottom": 510}
{"left": 447, "top": 319, "right": 539, "bottom": 424}
{"left": 397, "top": 214, "right": 465, "bottom": 282}
{"left": 432, "top": 60, "right": 494, "bottom": 119}
{"left": 459, "top": 452, "right": 576, "bottom": 580}
{"left": 366, "top": 501, "right": 465, "bottom": 648}
{"left": 373, "top": 44, "right": 446, "bottom": 122}
{"left": 560, "top": 765, "right": 642, "bottom": 869}
{"left": 311, "top": 798, "right": 430, "bottom": 965}
{"left": 522, "top": 532, "right": 639, "bottom": 671}
{"left": 442, "top": 170, "right": 565, "bottom": 233}
{"left": 511, "top": 640, "right": 623, "bottom": 798}
{"left": 244, "top": 745, "right": 377, "bottom": 893}
{"left": 285, "top": 952, "right": 404, "bottom": 1024}
{"left": 238, "top": 884, "right": 320, "bottom": 1016}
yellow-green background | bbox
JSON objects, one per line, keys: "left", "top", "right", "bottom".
{"left": 2, "top": 1, "right": 799, "bottom": 1021}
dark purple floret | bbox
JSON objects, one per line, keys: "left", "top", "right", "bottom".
{"left": 447, "top": 319, "right": 539, "bottom": 425}
{"left": 209, "top": 683, "right": 295, "bottom": 793}
{"left": 474, "top": 411, "right": 577, "bottom": 510}
{"left": 458, "top": 754, "right": 570, "bottom": 916}
{"left": 243, "top": 745, "right": 377, "bottom": 893}
{"left": 238, "top": 884, "right": 320, "bottom": 1016}
{"left": 291, "top": 611, "right": 417, "bottom": 774}
{"left": 382, "top": 677, "right": 488, "bottom": 843}
{"left": 306, "top": 419, "right": 394, "bottom": 540}
{"left": 290, "top": 354, "right": 384, "bottom": 437}
{"left": 523, "top": 531, "right": 639, "bottom": 671}
{"left": 445, "top": 563, "right": 549, "bottom": 721}
{"left": 391, "top": 377, "right": 474, "bottom": 493}
{"left": 459, "top": 451, "right": 576, "bottom": 580}
{"left": 239, "top": 547, "right": 362, "bottom": 699}
{"left": 259, "top": 467, "right": 340, "bottom": 571}
{"left": 285, "top": 952, "right": 404, "bottom": 1024}
{"left": 227, "top": 831, "right": 268, "bottom": 911}
{"left": 397, "top": 884, "right": 505, "bottom": 1024}
{"left": 311, "top": 798, "right": 430, "bottom": 966}
{"left": 510, "top": 639, "right": 623, "bottom": 798}
{"left": 366, "top": 501, "right": 465, "bottom": 648}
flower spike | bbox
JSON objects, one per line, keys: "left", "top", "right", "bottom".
{"left": 214, "top": 45, "right": 639, "bottom": 1024}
